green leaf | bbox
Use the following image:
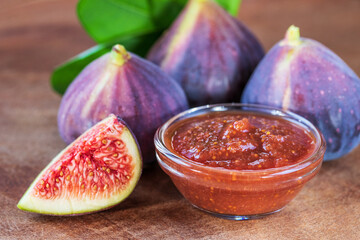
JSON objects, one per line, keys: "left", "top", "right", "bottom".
{"left": 51, "top": 32, "right": 161, "bottom": 95}
{"left": 77, "top": 0, "right": 186, "bottom": 44}
{"left": 51, "top": 45, "right": 109, "bottom": 95}
{"left": 215, "top": 0, "right": 242, "bottom": 16}
{"left": 148, "top": 0, "right": 187, "bottom": 28}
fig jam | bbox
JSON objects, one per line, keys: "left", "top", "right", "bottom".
{"left": 157, "top": 110, "right": 323, "bottom": 217}
{"left": 168, "top": 112, "right": 316, "bottom": 170}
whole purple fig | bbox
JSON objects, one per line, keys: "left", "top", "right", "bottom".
{"left": 147, "top": 0, "right": 264, "bottom": 106}
{"left": 58, "top": 45, "right": 189, "bottom": 162}
{"left": 241, "top": 25, "right": 360, "bottom": 160}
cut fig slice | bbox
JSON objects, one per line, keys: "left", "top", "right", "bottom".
{"left": 18, "top": 114, "right": 142, "bottom": 215}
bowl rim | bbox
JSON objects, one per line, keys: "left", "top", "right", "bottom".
{"left": 154, "top": 103, "right": 326, "bottom": 176}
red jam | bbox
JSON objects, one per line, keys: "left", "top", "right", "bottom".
{"left": 158, "top": 110, "right": 323, "bottom": 217}
{"left": 170, "top": 112, "right": 316, "bottom": 170}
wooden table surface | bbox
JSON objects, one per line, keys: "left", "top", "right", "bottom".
{"left": 1, "top": 0, "right": 359, "bottom": 239}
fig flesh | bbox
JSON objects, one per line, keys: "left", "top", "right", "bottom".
{"left": 147, "top": 0, "right": 264, "bottom": 106}
{"left": 58, "top": 45, "right": 188, "bottom": 162}
{"left": 241, "top": 25, "right": 360, "bottom": 160}
{"left": 18, "top": 114, "right": 142, "bottom": 215}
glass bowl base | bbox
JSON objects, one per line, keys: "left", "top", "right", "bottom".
{"left": 191, "top": 204, "right": 284, "bottom": 221}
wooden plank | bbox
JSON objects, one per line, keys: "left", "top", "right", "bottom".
{"left": 0, "top": 0, "right": 359, "bottom": 239}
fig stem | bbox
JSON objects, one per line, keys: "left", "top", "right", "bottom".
{"left": 111, "top": 44, "right": 131, "bottom": 66}
{"left": 285, "top": 25, "right": 301, "bottom": 46}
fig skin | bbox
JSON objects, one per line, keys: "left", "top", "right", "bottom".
{"left": 241, "top": 25, "right": 360, "bottom": 160}
{"left": 58, "top": 45, "right": 189, "bottom": 163}
{"left": 147, "top": 0, "right": 264, "bottom": 106}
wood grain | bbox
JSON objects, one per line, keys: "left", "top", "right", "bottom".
{"left": 0, "top": 0, "right": 359, "bottom": 239}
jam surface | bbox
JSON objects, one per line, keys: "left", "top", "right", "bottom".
{"left": 169, "top": 112, "right": 316, "bottom": 170}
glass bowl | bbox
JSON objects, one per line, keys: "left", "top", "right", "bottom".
{"left": 154, "top": 103, "right": 326, "bottom": 220}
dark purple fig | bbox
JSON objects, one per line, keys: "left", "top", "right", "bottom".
{"left": 58, "top": 45, "right": 189, "bottom": 162}
{"left": 241, "top": 25, "right": 360, "bottom": 160}
{"left": 147, "top": 0, "right": 264, "bottom": 106}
